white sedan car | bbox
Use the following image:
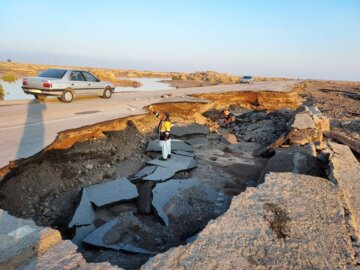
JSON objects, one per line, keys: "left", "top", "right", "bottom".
{"left": 22, "top": 69, "right": 115, "bottom": 103}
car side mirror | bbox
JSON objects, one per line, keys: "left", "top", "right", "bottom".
{"left": 96, "top": 79, "right": 100, "bottom": 82}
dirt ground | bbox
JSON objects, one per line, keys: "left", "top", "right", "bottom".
{"left": 302, "top": 81, "right": 360, "bottom": 139}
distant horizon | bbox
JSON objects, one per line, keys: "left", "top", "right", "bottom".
{"left": 1, "top": 0, "right": 359, "bottom": 81}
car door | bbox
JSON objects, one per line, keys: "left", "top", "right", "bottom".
{"left": 69, "top": 71, "right": 88, "bottom": 96}
{"left": 81, "top": 71, "right": 103, "bottom": 95}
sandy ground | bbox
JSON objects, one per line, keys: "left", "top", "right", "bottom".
{"left": 301, "top": 81, "right": 360, "bottom": 147}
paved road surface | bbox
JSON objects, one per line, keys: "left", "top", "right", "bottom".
{"left": 0, "top": 81, "right": 300, "bottom": 169}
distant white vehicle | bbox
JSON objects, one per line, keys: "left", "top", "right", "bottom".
{"left": 240, "top": 76, "right": 254, "bottom": 84}
{"left": 22, "top": 69, "right": 115, "bottom": 103}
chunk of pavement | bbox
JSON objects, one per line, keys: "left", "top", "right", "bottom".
{"left": 143, "top": 173, "right": 356, "bottom": 270}
{"left": 146, "top": 139, "right": 194, "bottom": 152}
{"left": 185, "top": 137, "right": 210, "bottom": 145}
{"left": 142, "top": 166, "right": 178, "bottom": 182}
{"left": 72, "top": 224, "right": 95, "bottom": 249}
{"left": 328, "top": 141, "right": 360, "bottom": 234}
{"left": 173, "top": 150, "right": 196, "bottom": 157}
{"left": 21, "top": 240, "right": 121, "bottom": 270}
{"left": 152, "top": 178, "right": 202, "bottom": 226}
{"left": 103, "top": 212, "right": 143, "bottom": 245}
{"left": 257, "top": 146, "right": 325, "bottom": 183}
{"left": 288, "top": 107, "right": 329, "bottom": 145}
{"left": 145, "top": 154, "right": 198, "bottom": 183}
{"left": 171, "top": 124, "right": 209, "bottom": 137}
{"left": 128, "top": 166, "right": 157, "bottom": 181}
{"left": 68, "top": 189, "right": 96, "bottom": 228}
{"left": 83, "top": 216, "right": 156, "bottom": 255}
{"left": 85, "top": 177, "right": 139, "bottom": 207}
{"left": 221, "top": 133, "right": 238, "bottom": 145}
{"left": 0, "top": 209, "right": 62, "bottom": 269}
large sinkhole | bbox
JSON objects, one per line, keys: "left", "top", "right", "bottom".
{"left": 0, "top": 106, "right": 328, "bottom": 270}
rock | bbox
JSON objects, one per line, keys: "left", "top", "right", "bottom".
{"left": 142, "top": 173, "right": 356, "bottom": 270}
{"left": 288, "top": 106, "right": 329, "bottom": 145}
{"left": 221, "top": 133, "right": 238, "bottom": 145}
{"left": 328, "top": 142, "right": 360, "bottom": 236}
{"left": 85, "top": 164, "right": 94, "bottom": 170}
{"left": 0, "top": 209, "right": 62, "bottom": 269}
{"left": 21, "top": 240, "right": 122, "bottom": 270}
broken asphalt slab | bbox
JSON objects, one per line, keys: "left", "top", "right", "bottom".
{"left": 69, "top": 178, "right": 138, "bottom": 228}
{"left": 171, "top": 124, "right": 209, "bottom": 137}
{"left": 82, "top": 218, "right": 157, "bottom": 255}
{"left": 85, "top": 177, "right": 139, "bottom": 207}
{"left": 0, "top": 209, "right": 62, "bottom": 269}
{"left": 68, "top": 189, "right": 96, "bottom": 228}
{"left": 141, "top": 154, "right": 198, "bottom": 182}
{"left": 185, "top": 137, "right": 210, "bottom": 146}
{"left": 146, "top": 139, "right": 194, "bottom": 153}
{"left": 151, "top": 178, "right": 228, "bottom": 226}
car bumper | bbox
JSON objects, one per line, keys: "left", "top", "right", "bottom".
{"left": 22, "top": 87, "right": 63, "bottom": 97}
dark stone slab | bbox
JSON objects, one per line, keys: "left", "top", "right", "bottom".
{"left": 68, "top": 189, "right": 96, "bottom": 228}
{"left": 152, "top": 179, "right": 202, "bottom": 226}
{"left": 185, "top": 137, "right": 210, "bottom": 145}
{"left": 85, "top": 178, "right": 139, "bottom": 207}
{"left": 152, "top": 178, "right": 231, "bottom": 227}
{"left": 146, "top": 139, "right": 194, "bottom": 153}
{"left": 142, "top": 166, "right": 177, "bottom": 182}
{"left": 143, "top": 154, "right": 198, "bottom": 182}
{"left": 128, "top": 166, "right": 157, "bottom": 181}
{"left": 72, "top": 224, "right": 95, "bottom": 249}
{"left": 82, "top": 217, "right": 157, "bottom": 255}
{"left": 171, "top": 124, "right": 209, "bottom": 137}
{"left": 173, "top": 150, "right": 196, "bottom": 157}
{"left": 147, "top": 154, "right": 196, "bottom": 169}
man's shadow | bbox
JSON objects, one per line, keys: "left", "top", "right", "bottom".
{"left": 16, "top": 99, "right": 47, "bottom": 160}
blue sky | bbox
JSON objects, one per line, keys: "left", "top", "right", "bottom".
{"left": 0, "top": 0, "right": 359, "bottom": 80}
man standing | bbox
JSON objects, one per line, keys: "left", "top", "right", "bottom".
{"left": 149, "top": 106, "right": 172, "bottom": 160}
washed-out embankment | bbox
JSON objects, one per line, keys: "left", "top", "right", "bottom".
{"left": 0, "top": 89, "right": 301, "bottom": 179}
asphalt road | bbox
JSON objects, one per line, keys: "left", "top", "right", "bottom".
{"left": 0, "top": 81, "right": 300, "bottom": 169}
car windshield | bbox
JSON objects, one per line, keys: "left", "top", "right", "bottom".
{"left": 243, "top": 76, "right": 252, "bottom": 79}
{"left": 38, "top": 69, "right": 66, "bottom": 79}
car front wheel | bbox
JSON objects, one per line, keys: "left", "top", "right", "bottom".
{"left": 60, "top": 89, "right": 74, "bottom": 103}
{"left": 102, "top": 87, "right": 112, "bottom": 99}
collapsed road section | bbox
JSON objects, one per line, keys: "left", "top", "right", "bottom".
{"left": 0, "top": 86, "right": 360, "bottom": 269}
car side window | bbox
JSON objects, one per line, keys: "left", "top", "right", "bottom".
{"left": 82, "top": 72, "right": 98, "bottom": 82}
{"left": 70, "top": 71, "right": 85, "bottom": 81}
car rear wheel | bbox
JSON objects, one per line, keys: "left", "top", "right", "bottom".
{"left": 102, "top": 87, "right": 112, "bottom": 99}
{"left": 60, "top": 89, "right": 74, "bottom": 103}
